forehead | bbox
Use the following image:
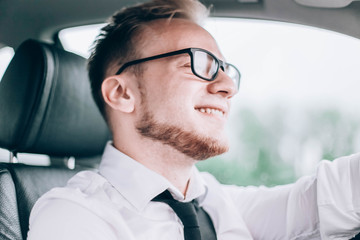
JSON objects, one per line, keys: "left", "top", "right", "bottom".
{"left": 137, "top": 18, "right": 224, "bottom": 59}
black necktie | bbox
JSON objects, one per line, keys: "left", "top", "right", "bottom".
{"left": 152, "top": 190, "right": 217, "bottom": 240}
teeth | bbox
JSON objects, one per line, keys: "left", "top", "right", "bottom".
{"left": 197, "top": 108, "right": 224, "bottom": 117}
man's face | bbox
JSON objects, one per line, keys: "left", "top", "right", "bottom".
{"left": 134, "top": 19, "right": 237, "bottom": 160}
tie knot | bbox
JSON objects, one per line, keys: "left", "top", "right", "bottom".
{"left": 151, "top": 190, "right": 217, "bottom": 240}
{"left": 152, "top": 190, "right": 199, "bottom": 228}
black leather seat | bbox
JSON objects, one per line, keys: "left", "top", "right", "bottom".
{"left": 0, "top": 39, "right": 110, "bottom": 240}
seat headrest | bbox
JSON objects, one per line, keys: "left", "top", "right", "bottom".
{"left": 0, "top": 39, "right": 110, "bottom": 158}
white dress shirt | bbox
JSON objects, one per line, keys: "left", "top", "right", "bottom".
{"left": 28, "top": 143, "right": 360, "bottom": 239}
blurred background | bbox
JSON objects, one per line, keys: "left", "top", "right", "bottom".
{"left": 198, "top": 18, "right": 360, "bottom": 186}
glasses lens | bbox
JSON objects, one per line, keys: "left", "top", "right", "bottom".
{"left": 225, "top": 64, "right": 241, "bottom": 89}
{"left": 193, "top": 50, "right": 218, "bottom": 80}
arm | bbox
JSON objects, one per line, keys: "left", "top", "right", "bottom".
{"left": 222, "top": 152, "right": 360, "bottom": 239}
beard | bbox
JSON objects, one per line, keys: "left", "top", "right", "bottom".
{"left": 136, "top": 109, "right": 229, "bottom": 160}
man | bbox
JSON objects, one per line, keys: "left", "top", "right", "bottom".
{"left": 28, "top": 0, "right": 360, "bottom": 239}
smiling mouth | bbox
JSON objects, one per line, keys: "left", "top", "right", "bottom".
{"left": 195, "top": 107, "right": 225, "bottom": 118}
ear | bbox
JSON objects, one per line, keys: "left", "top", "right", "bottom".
{"left": 101, "top": 75, "right": 135, "bottom": 113}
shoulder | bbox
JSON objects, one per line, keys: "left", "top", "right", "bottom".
{"left": 199, "top": 171, "right": 219, "bottom": 184}
{"left": 28, "top": 197, "right": 118, "bottom": 240}
{"left": 28, "top": 171, "right": 123, "bottom": 239}
{"left": 317, "top": 152, "right": 360, "bottom": 174}
{"left": 33, "top": 170, "right": 112, "bottom": 206}
{"left": 28, "top": 170, "right": 130, "bottom": 238}
{"left": 198, "top": 170, "right": 295, "bottom": 203}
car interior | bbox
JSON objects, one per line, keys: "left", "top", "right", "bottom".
{"left": 0, "top": 0, "right": 360, "bottom": 239}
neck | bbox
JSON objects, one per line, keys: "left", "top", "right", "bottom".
{"left": 113, "top": 134, "right": 196, "bottom": 196}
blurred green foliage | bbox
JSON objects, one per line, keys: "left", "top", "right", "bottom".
{"left": 197, "top": 106, "right": 360, "bottom": 187}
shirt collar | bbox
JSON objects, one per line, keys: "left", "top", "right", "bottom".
{"left": 99, "top": 142, "right": 208, "bottom": 211}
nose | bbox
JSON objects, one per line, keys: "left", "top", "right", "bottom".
{"left": 207, "top": 70, "right": 238, "bottom": 98}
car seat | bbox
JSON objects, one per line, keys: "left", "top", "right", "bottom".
{"left": 0, "top": 39, "right": 110, "bottom": 240}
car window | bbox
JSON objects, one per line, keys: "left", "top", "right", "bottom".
{"left": 53, "top": 18, "right": 360, "bottom": 186}
{"left": 0, "top": 46, "right": 14, "bottom": 81}
{"left": 59, "top": 24, "right": 105, "bottom": 58}
{"left": 0, "top": 46, "right": 15, "bottom": 162}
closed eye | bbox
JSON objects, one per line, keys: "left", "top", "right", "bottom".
{"left": 183, "top": 62, "right": 191, "bottom": 68}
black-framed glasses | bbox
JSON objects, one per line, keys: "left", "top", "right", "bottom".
{"left": 115, "top": 48, "right": 241, "bottom": 90}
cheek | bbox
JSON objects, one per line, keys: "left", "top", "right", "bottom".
{"left": 156, "top": 93, "right": 193, "bottom": 121}
{"left": 146, "top": 89, "right": 197, "bottom": 125}
{"left": 139, "top": 67, "right": 206, "bottom": 121}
